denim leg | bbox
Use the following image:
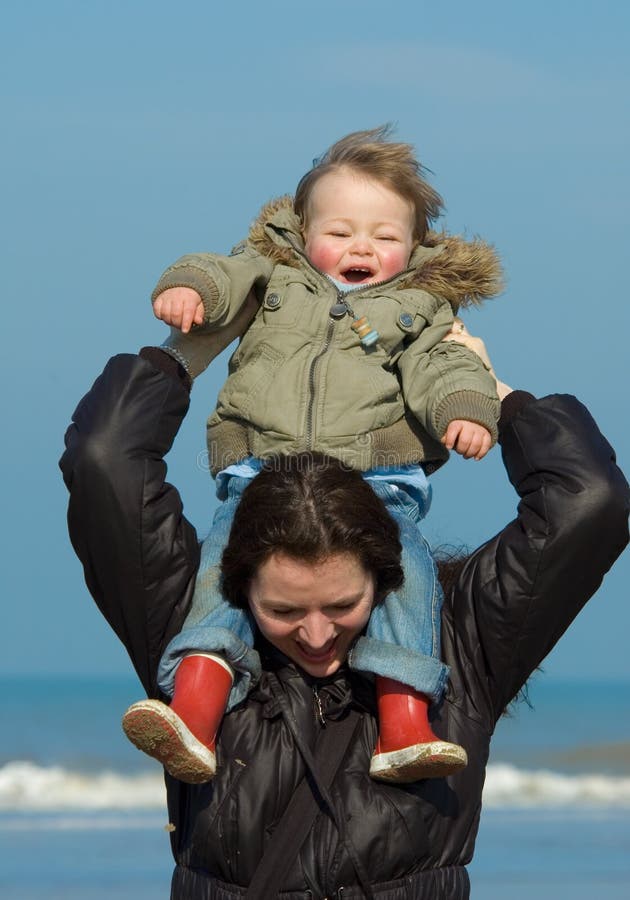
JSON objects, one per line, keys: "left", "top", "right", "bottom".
{"left": 348, "top": 482, "right": 448, "bottom": 702}
{"left": 157, "top": 476, "right": 261, "bottom": 711}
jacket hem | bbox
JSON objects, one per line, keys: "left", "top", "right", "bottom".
{"left": 206, "top": 415, "right": 450, "bottom": 477}
{"left": 170, "top": 864, "right": 470, "bottom": 899}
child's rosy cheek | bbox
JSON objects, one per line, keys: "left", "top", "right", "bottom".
{"left": 307, "top": 242, "right": 339, "bottom": 276}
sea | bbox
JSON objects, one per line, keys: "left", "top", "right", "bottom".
{"left": 1, "top": 675, "right": 629, "bottom": 899}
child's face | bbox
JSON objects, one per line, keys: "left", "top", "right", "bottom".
{"left": 303, "top": 168, "right": 415, "bottom": 286}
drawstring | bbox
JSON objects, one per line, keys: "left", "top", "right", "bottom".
{"left": 268, "top": 674, "right": 375, "bottom": 900}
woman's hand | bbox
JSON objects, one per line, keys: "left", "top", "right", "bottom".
{"left": 443, "top": 319, "right": 513, "bottom": 401}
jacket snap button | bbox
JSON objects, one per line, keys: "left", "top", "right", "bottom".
{"left": 266, "top": 293, "right": 281, "bottom": 308}
{"left": 399, "top": 312, "right": 413, "bottom": 327}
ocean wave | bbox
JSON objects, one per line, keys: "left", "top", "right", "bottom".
{"left": 0, "top": 761, "right": 165, "bottom": 811}
{"left": 0, "top": 813, "right": 166, "bottom": 831}
{"left": 483, "top": 763, "right": 630, "bottom": 808}
{"left": 3, "top": 760, "right": 630, "bottom": 813}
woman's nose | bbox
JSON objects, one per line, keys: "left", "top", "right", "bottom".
{"left": 299, "top": 614, "right": 334, "bottom": 648}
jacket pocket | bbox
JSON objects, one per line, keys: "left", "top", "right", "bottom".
{"left": 358, "top": 288, "right": 436, "bottom": 350}
{"left": 189, "top": 759, "right": 248, "bottom": 878}
{"left": 221, "top": 342, "right": 286, "bottom": 418}
{"left": 365, "top": 360, "right": 403, "bottom": 411}
{"left": 260, "top": 269, "right": 311, "bottom": 329}
{"left": 342, "top": 775, "right": 431, "bottom": 877}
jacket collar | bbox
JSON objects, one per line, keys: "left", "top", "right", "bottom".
{"left": 246, "top": 195, "right": 504, "bottom": 311}
{"left": 252, "top": 635, "right": 375, "bottom": 720}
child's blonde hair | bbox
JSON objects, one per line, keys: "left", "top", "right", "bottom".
{"left": 294, "top": 125, "right": 443, "bottom": 244}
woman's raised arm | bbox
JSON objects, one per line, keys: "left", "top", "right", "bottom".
{"left": 441, "top": 324, "right": 628, "bottom": 720}
{"left": 60, "top": 353, "right": 200, "bottom": 696}
{"left": 445, "top": 391, "right": 628, "bottom": 722}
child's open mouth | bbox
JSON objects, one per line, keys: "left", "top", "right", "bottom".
{"left": 341, "top": 267, "right": 373, "bottom": 284}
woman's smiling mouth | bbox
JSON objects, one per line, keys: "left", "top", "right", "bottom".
{"left": 295, "top": 638, "right": 338, "bottom": 662}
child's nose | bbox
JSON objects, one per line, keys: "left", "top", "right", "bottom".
{"left": 350, "top": 235, "right": 373, "bottom": 255}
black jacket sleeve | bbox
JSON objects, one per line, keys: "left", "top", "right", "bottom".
{"left": 445, "top": 394, "right": 629, "bottom": 723}
{"left": 59, "top": 354, "right": 200, "bottom": 697}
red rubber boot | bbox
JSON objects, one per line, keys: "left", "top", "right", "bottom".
{"left": 369, "top": 676, "right": 468, "bottom": 782}
{"left": 122, "top": 654, "right": 233, "bottom": 783}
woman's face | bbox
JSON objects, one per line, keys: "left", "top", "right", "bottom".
{"left": 248, "top": 551, "right": 375, "bottom": 678}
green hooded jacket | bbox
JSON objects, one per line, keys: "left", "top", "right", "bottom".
{"left": 153, "top": 198, "right": 503, "bottom": 475}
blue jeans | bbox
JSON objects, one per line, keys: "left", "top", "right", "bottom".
{"left": 157, "top": 476, "right": 448, "bottom": 710}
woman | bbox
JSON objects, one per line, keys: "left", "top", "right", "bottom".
{"left": 60, "top": 332, "right": 628, "bottom": 899}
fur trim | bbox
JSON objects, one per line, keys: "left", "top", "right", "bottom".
{"left": 403, "top": 232, "right": 505, "bottom": 309}
{"left": 248, "top": 195, "right": 299, "bottom": 268}
{"left": 247, "top": 196, "right": 504, "bottom": 310}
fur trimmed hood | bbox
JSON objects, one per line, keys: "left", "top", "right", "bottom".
{"left": 247, "top": 196, "right": 504, "bottom": 310}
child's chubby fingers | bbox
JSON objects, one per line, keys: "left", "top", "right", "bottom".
{"left": 166, "top": 298, "right": 183, "bottom": 328}
{"left": 180, "top": 299, "right": 204, "bottom": 334}
{"left": 152, "top": 292, "right": 177, "bottom": 325}
{"left": 152, "top": 287, "right": 203, "bottom": 330}
{"left": 152, "top": 295, "right": 164, "bottom": 320}
{"left": 444, "top": 421, "right": 492, "bottom": 459}
{"left": 457, "top": 423, "right": 492, "bottom": 460}
{"left": 474, "top": 430, "right": 493, "bottom": 461}
{"left": 442, "top": 420, "right": 464, "bottom": 451}
{"left": 455, "top": 428, "right": 479, "bottom": 459}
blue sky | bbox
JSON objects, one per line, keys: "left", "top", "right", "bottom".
{"left": 2, "top": 1, "right": 628, "bottom": 678}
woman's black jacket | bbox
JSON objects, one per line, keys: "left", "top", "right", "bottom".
{"left": 60, "top": 353, "right": 629, "bottom": 900}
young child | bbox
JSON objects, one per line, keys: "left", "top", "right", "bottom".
{"left": 122, "top": 126, "right": 502, "bottom": 785}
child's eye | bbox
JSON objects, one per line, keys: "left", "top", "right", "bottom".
{"left": 329, "top": 230, "right": 350, "bottom": 238}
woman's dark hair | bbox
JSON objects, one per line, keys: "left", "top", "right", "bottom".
{"left": 221, "top": 452, "right": 404, "bottom": 608}
{"left": 433, "top": 547, "right": 470, "bottom": 598}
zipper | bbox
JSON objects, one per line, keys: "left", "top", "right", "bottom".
{"left": 305, "top": 316, "right": 335, "bottom": 449}
{"left": 313, "top": 686, "right": 327, "bottom": 727}
{"left": 274, "top": 225, "right": 413, "bottom": 448}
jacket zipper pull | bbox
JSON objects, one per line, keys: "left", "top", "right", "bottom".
{"left": 329, "top": 293, "right": 379, "bottom": 347}
{"left": 313, "top": 687, "right": 327, "bottom": 727}
{"left": 350, "top": 315, "right": 379, "bottom": 347}
{"left": 329, "top": 301, "right": 348, "bottom": 319}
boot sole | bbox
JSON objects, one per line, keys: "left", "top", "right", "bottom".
{"left": 122, "top": 700, "right": 216, "bottom": 784}
{"left": 370, "top": 740, "right": 468, "bottom": 783}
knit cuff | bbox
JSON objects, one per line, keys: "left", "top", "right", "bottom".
{"left": 151, "top": 264, "right": 221, "bottom": 321}
{"left": 433, "top": 390, "right": 501, "bottom": 445}
{"left": 139, "top": 347, "right": 192, "bottom": 393}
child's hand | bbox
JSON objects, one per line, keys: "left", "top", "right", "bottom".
{"left": 442, "top": 420, "right": 492, "bottom": 460}
{"left": 153, "top": 287, "right": 204, "bottom": 334}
